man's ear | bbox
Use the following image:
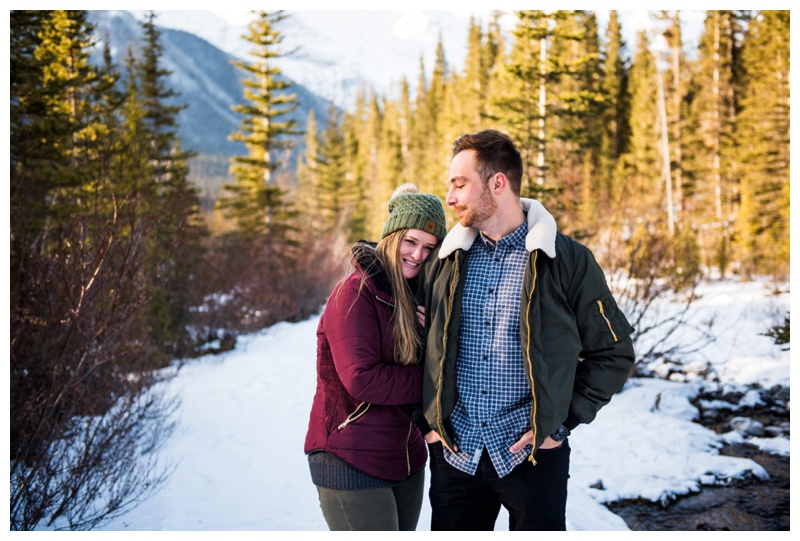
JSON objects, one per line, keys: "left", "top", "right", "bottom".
{"left": 492, "top": 172, "right": 508, "bottom": 195}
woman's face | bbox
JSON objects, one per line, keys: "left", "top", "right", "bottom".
{"left": 398, "top": 229, "right": 439, "bottom": 279}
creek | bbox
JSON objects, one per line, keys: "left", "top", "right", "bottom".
{"left": 606, "top": 384, "right": 790, "bottom": 531}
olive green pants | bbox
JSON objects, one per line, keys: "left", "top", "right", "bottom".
{"left": 316, "top": 470, "right": 425, "bottom": 531}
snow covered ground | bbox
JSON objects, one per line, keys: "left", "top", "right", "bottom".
{"left": 88, "top": 277, "right": 788, "bottom": 531}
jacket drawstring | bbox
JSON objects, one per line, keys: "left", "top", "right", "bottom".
{"left": 338, "top": 402, "right": 371, "bottom": 430}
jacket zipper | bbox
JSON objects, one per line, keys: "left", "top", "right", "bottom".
{"left": 524, "top": 251, "right": 539, "bottom": 465}
{"left": 405, "top": 420, "right": 413, "bottom": 476}
{"left": 596, "top": 299, "right": 619, "bottom": 342}
{"left": 337, "top": 402, "right": 371, "bottom": 430}
{"left": 436, "top": 256, "right": 459, "bottom": 453}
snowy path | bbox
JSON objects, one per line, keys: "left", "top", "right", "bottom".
{"left": 96, "top": 279, "right": 789, "bottom": 531}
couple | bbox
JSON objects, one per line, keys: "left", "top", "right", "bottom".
{"left": 304, "top": 129, "right": 636, "bottom": 531}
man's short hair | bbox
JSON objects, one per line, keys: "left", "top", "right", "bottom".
{"left": 452, "top": 129, "right": 523, "bottom": 196}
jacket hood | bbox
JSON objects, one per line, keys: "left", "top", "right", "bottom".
{"left": 438, "top": 198, "right": 557, "bottom": 259}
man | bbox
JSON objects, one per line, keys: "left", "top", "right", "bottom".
{"left": 416, "top": 129, "right": 635, "bottom": 531}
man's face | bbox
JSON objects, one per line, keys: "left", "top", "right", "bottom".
{"left": 446, "top": 149, "right": 497, "bottom": 230}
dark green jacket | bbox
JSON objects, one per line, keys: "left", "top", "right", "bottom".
{"left": 416, "top": 199, "right": 635, "bottom": 462}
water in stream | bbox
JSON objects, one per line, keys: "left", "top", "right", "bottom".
{"left": 606, "top": 384, "right": 790, "bottom": 531}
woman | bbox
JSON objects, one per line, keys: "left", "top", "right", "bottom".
{"left": 304, "top": 183, "right": 447, "bottom": 531}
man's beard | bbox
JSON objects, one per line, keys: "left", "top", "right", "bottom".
{"left": 457, "top": 182, "right": 497, "bottom": 229}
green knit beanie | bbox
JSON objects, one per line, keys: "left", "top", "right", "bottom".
{"left": 381, "top": 183, "right": 447, "bottom": 241}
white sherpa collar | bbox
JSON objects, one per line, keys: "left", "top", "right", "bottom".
{"left": 438, "top": 198, "right": 557, "bottom": 259}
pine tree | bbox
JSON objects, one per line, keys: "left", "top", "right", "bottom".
{"left": 441, "top": 73, "right": 461, "bottom": 182}
{"left": 10, "top": 10, "right": 104, "bottom": 255}
{"left": 135, "top": 12, "right": 206, "bottom": 357}
{"left": 365, "top": 91, "right": 385, "bottom": 235}
{"left": 686, "top": 11, "right": 741, "bottom": 217}
{"left": 401, "top": 40, "right": 449, "bottom": 199}
{"left": 443, "top": 16, "right": 501, "bottom": 189}
{"left": 315, "top": 102, "right": 360, "bottom": 239}
{"left": 296, "top": 108, "right": 321, "bottom": 230}
{"left": 341, "top": 100, "right": 370, "bottom": 241}
{"left": 491, "top": 11, "right": 547, "bottom": 197}
{"left": 460, "top": 17, "right": 485, "bottom": 131}
{"left": 655, "top": 10, "right": 686, "bottom": 218}
{"left": 10, "top": 10, "right": 57, "bottom": 260}
{"left": 10, "top": 11, "right": 176, "bottom": 529}
{"left": 683, "top": 10, "right": 746, "bottom": 272}
{"left": 548, "top": 11, "right": 606, "bottom": 235}
{"left": 481, "top": 12, "right": 505, "bottom": 125}
{"left": 138, "top": 12, "right": 188, "bottom": 178}
{"left": 409, "top": 56, "right": 433, "bottom": 195}
{"left": 492, "top": 10, "right": 591, "bottom": 205}
{"left": 426, "top": 36, "right": 449, "bottom": 196}
{"left": 598, "top": 11, "right": 631, "bottom": 206}
{"left": 398, "top": 77, "right": 413, "bottom": 184}
{"left": 626, "top": 29, "right": 661, "bottom": 213}
{"left": 219, "top": 10, "right": 301, "bottom": 260}
{"left": 117, "top": 49, "right": 152, "bottom": 215}
{"left": 347, "top": 87, "right": 383, "bottom": 239}
{"left": 735, "top": 10, "right": 789, "bottom": 276}
{"left": 377, "top": 95, "right": 407, "bottom": 229}
{"left": 337, "top": 86, "right": 383, "bottom": 241}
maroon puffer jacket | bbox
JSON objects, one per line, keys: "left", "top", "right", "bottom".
{"left": 304, "top": 248, "right": 427, "bottom": 482}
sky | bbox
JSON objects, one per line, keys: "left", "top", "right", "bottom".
{"left": 204, "top": 7, "right": 707, "bottom": 48}
{"left": 35, "top": 276, "right": 792, "bottom": 532}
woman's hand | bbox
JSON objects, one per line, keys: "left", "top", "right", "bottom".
{"left": 416, "top": 305, "right": 425, "bottom": 327}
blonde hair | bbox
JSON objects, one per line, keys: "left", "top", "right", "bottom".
{"left": 346, "top": 230, "right": 421, "bottom": 366}
{"left": 376, "top": 230, "right": 422, "bottom": 366}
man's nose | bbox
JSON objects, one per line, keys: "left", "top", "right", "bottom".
{"left": 446, "top": 188, "right": 456, "bottom": 206}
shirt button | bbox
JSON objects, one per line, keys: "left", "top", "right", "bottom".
{"left": 481, "top": 390, "right": 487, "bottom": 395}
{"left": 481, "top": 422, "right": 488, "bottom": 427}
{"left": 488, "top": 288, "right": 494, "bottom": 294}
{"left": 484, "top": 321, "right": 490, "bottom": 326}
{"left": 482, "top": 354, "right": 488, "bottom": 360}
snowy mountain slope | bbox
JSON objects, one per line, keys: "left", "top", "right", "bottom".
{"left": 129, "top": 9, "right": 488, "bottom": 103}
{"left": 88, "top": 10, "right": 330, "bottom": 158}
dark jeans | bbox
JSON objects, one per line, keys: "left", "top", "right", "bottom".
{"left": 316, "top": 469, "right": 425, "bottom": 531}
{"left": 428, "top": 441, "right": 570, "bottom": 531}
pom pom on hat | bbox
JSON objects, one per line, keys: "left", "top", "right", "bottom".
{"left": 381, "top": 183, "right": 447, "bottom": 240}
{"left": 390, "top": 182, "right": 422, "bottom": 199}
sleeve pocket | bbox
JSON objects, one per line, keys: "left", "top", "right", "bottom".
{"left": 588, "top": 294, "right": 634, "bottom": 348}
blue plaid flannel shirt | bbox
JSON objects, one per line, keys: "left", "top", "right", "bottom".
{"left": 443, "top": 217, "right": 533, "bottom": 478}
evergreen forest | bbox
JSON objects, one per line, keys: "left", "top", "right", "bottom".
{"left": 9, "top": 9, "right": 790, "bottom": 530}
